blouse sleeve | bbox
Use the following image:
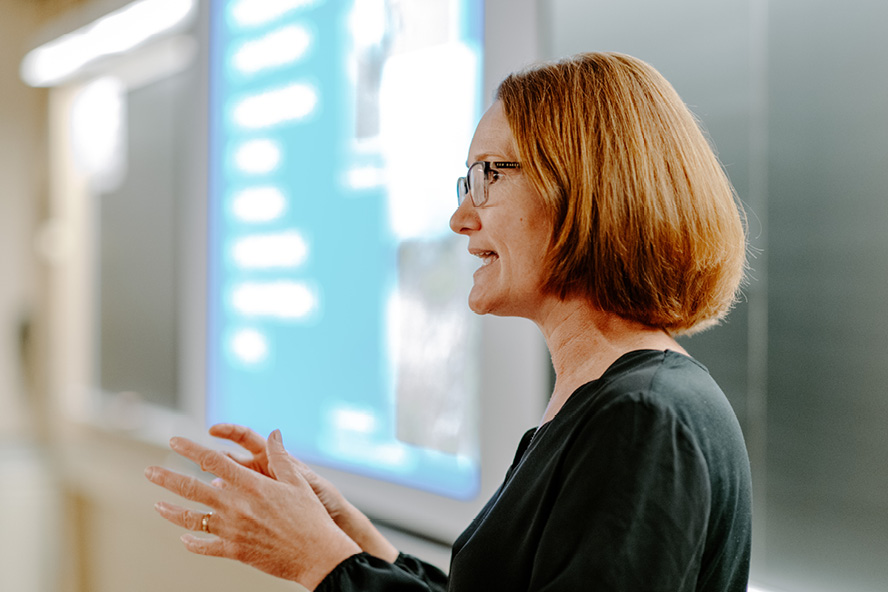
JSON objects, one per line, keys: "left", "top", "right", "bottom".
{"left": 529, "top": 397, "right": 712, "bottom": 592}
{"left": 315, "top": 552, "right": 448, "bottom": 592}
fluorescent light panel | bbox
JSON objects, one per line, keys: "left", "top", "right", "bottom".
{"left": 21, "top": 0, "right": 196, "bottom": 87}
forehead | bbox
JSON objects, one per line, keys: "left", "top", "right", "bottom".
{"left": 467, "top": 101, "right": 517, "bottom": 164}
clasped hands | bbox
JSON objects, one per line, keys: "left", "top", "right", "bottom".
{"left": 145, "top": 424, "right": 398, "bottom": 590}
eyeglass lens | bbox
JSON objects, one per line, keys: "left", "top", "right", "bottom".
{"left": 456, "top": 162, "right": 488, "bottom": 207}
{"left": 457, "top": 176, "right": 468, "bottom": 205}
{"left": 469, "top": 163, "right": 487, "bottom": 206}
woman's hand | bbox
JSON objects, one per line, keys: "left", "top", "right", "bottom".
{"left": 208, "top": 423, "right": 273, "bottom": 477}
{"left": 145, "top": 430, "right": 361, "bottom": 590}
{"left": 208, "top": 424, "right": 399, "bottom": 562}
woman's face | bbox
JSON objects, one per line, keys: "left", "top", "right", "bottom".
{"left": 450, "top": 101, "right": 553, "bottom": 320}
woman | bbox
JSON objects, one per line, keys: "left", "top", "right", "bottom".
{"left": 146, "top": 52, "right": 751, "bottom": 591}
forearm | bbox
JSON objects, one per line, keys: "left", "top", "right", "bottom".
{"left": 297, "top": 533, "right": 363, "bottom": 591}
{"left": 335, "top": 502, "right": 399, "bottom": 563}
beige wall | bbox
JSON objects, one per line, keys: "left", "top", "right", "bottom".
{"left": 0, "top": 0, "right": 45, "bottom": 437}
{"left": 1, "top": 4, "right": 56, "bottom": 592}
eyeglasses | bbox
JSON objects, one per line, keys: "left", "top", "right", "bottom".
{"left": 456, "top": 161, "right": 521, "bottom": 207}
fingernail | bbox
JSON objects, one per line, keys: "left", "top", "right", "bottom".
{"left": 271, "top": 429, "right": 282, "bottom": 442}
{"left": 144, "top": 466, "right": 157, "bottom": 480}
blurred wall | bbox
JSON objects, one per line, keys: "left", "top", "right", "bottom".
{"left": 0, "top": 4, "right": 51, "bottom": 589}
{"left": 1, "top": 4, "right": 68, "bottom": 591}
{"left": 0, "top": 0, "right": 45, "bottom": 437}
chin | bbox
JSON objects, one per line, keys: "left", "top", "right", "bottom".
{"left": 467, "top": 289, "right": 495, "bottom": 316}
{"left": 468, "top": 287, "right": 544, "bottom": 320}
{"left": 467, "top": 298, "right": 490, "bottom": 316}
{"left": 468, "top": 293, "right": 515, "bottom": 318}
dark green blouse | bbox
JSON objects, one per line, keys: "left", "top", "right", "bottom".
{"left": 318, "top": 350, "right": 752, "bottom": 591}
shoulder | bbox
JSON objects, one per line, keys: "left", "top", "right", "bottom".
{"left": 565, "top": 350, "right": 736, "bottom": 432}
{"left": 551, "top": 349, "right": 746, "bottom": 472}
{"left": 561, "top": 350, "right": 715, "bottom": 425}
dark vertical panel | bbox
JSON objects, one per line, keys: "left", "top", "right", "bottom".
{"left": 765, "top": 1, "right": 888, "bottom": 590}
{"left": 543, "top": 0, "right": 888, "bottom": 590}
{"left": 543, "top": 1, "right": 888, "bottom": 590}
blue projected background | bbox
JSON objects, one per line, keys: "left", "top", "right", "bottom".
{"left": 207, "top": 0, "right": 484, "bottom": 499}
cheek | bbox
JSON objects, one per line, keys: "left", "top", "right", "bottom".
{"left": 524, "top": 218, "right": 553, "bottom": 262}
{"left": 511, "top": 233, "right": 551, "bottom": 287}
{"left": 527, "top": 229, "right": 555, "bottom": 287}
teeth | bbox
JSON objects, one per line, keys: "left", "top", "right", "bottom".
{"left": 477, "top": 251, "right": 498, "bottom": 266}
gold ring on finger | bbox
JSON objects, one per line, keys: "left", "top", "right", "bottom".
{"left": 199, "top": 511, "right": 213, "bottom": 534}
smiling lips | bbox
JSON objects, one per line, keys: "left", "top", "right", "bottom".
{"left": 471, "top": 249, "right": 499, "bottom": 267}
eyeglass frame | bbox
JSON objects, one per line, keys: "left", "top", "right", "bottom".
{"left": 456, "top": 161, "right": 521, "bottom": 207}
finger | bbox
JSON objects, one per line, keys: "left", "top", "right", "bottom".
{"left": 168, "top": 437, "right": 252, "bottom": 487}
{"left": 220, "top": 450, "right": 254, "bottom": 468}
{"left": 154, "top": 501, "right": 220, "bottom": 534}
{"left": 209, "top": 424, "right": 267, "bottom": 456}
{"left": 261, "top": 433, "right": 323, "bottom": 489}
{"left": 219, "top": 450, "right": 272, "bottom": 479}
{"left": 210, "top": 477, "right": 230, "bottom": 490}
{"left": 265, "top": 430, "right": 304, "bottom": 485}
{"left": 299, "top": 464, "right": 333, "bottom": 498}
{"left": 270, "top": 444, "right": 322, "bottom": 487}
{"left": 145, "top": 465, "right": 222, "bottom": 507}
{"left": 180, "top": 533, "right": 229, "bottom": 557}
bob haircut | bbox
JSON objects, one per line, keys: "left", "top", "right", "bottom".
{"left": 496, "top": 52, "right": 747, "bottom": 335}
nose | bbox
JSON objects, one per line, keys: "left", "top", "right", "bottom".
{"left": 450, "top": 196, "right": 480, "bottom": 235}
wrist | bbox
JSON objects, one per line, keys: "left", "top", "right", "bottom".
{"left": 299, "top": 533, "right": 362, "bottom": 591}
{"left": 338, "top": 503, "right": 399, "bottom": 563}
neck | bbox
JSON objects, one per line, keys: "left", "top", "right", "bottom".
{"left": 533, "top": 295, "right": 686, "bottom": 426}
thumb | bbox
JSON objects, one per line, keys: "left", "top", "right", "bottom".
{"left": 265, "top": 429, "right": 302, "bottom": 485}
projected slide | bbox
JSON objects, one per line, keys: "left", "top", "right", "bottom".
{"left": 207, "top": 0, "right": 484, "bottom": 499}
